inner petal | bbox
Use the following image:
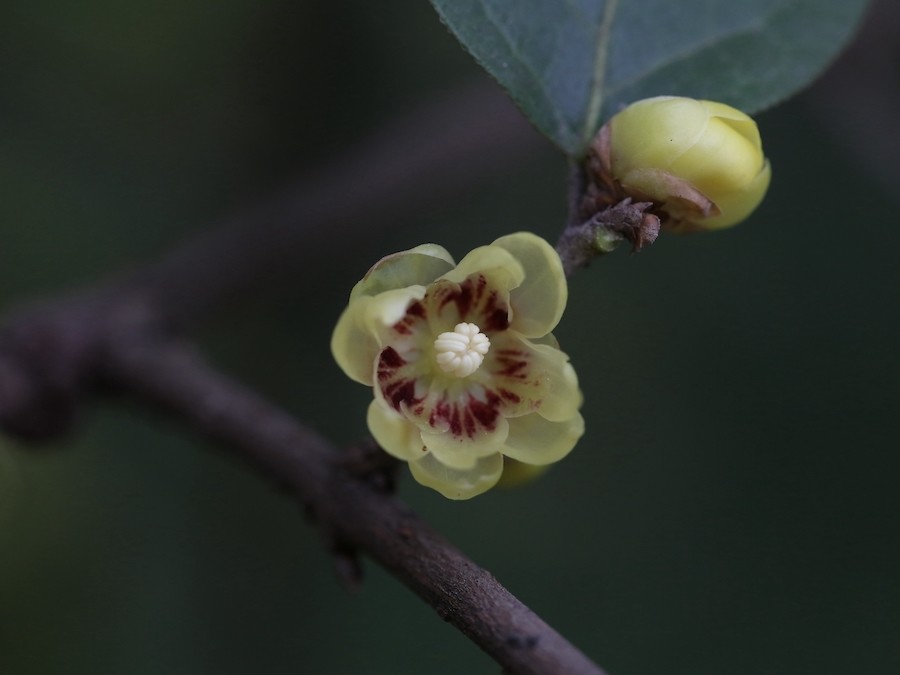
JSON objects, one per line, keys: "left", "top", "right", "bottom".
{"left": 424, "top": 273, "right": 511, "bottom": 335}
{"left": 373, "top": 272, "right": 524, "bottom": 463}
{"left": 376, "top": 349, "right": 507, "bottom": 456}
{"left": 473, "top": 331, "right": 582, "bottom": 421}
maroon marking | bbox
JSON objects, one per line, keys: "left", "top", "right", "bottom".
{"left": 424, "top": 388, "right": 507, "bottom": 440}
{"left": 463, "top": 409, "right": 476, "bottom": 437}
{"left": 496, "top": 348, "right": 526, "bottom": 357}
{"left": 429, "top": 399, "right": 450, "bottom": 428}
{"left": 436, "top": 283, "right": 457, "bottom": 310}
{"left": 455, "top": 281, "right": 474, "bottom": 318}
{"left": 379, "top": 347, "right": 405, "bottom": 369}
{"left": 460, "top": 274, "right": 487, "bottom": 320}
{"left": 383, "top": 378, "right": 418, "bottom": 410}
{"left": 495, "top": 356, "right": 528, "bottom": 379}
{"left": 392, "top": 301, "right": 427, "bottom": 336}
{"left": 498, "top": 388, "right": 521, "bottom": 403}
{"left": 449, "top": 406, "right": 463, "bottom": 436}
{"left": 483, "top": 309, "right": 509, "bottom": 331}
{"left": 430, "top": 274, "right": 514, "bottom": 331}
{"left": 468, "top": 391, "right": 500, "bottom": 430}
{"left": 479, "top": 289, "right": 510, "bottom": 331}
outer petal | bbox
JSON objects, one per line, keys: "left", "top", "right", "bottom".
{"left": 700, "top": 100, "right": 762, "bottom": 147}
{"left": 700, "top": 159, "right": 771, "bottom": 231}
{"left": 350, "top": 244, "right": 455, "bottom": 301}
{"left": 491, "top": 233, "right": 568, "bottom": 338}
{"left": 525, "top": 341, "right": 582, "bottom": 421}
{"left": 671, "top": 116, "right": 763, "bottom": 195}
{"left": 367, "top": 400, "right": 424, "bottom": 462}
{"left": 480, "top": 333, "right": 582, "bottom": 422}
{"left": 438, "top": 244, "right": 524, "bottom": 290}
{"left": 409, "top": 451, "right": 503, "bottom": 500}
{"left": 331, "top": 286, "right": 426, "bottom": 385}
{"left": 501, "top": 412, "right": 584, "bottom": 465}
{"left": 420, "top": 415, "right": 509, "bottom": 470}
{"left": 611, "top": 96, "right": 709, "bottom": 176}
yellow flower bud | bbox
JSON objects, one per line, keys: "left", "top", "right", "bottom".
{"left": 608, "top": 96, "right": 771, "bottom": 231}
{"left": 495, "top": 458, "right": 549, "bottom": 489}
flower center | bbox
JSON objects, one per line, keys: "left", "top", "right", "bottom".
{"left": 433, "top": 322, "right": 490, "bottom": 378}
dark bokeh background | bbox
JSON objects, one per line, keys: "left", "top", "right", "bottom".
{"left": 1, "top": 1, "right": 898, "bottom": 674}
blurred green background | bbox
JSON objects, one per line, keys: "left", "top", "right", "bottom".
{"left": 1, "top": 1, "right": 898, "bottom": 674}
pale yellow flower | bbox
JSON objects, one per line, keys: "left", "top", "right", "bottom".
{"left": 609, "top": 96, "right": 771, "bottom": 230}
{"left": 332, "top": 232, "right": 583, "bottom": 499}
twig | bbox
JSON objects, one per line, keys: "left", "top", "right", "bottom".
{"left": 0, "top": 82, "right": 608, "bottom": 675}
{"left": 103, "top": 334, "right": 606, "bottom": 675}
{"left": 555, "top": 132, "right": 661, "bottom": 276}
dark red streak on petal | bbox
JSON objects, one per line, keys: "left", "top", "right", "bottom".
{"left": 450, "top": 406, "right": 463, "bottom": 436}
{"left": 468, "top": 391, "right": 501, "bottom": 429}
{"left": 495, "top": 357, "right": 527, "bottom": 379}
{"left": 406, "top": 301, "right": 425, "bottom": 318}
{"left": 454, "top": 281, "right": 474, "bottom": 318}
{"left": 378, "top": 348, "right": 418, "bottom": 409}
{"left": 378, "top": 347, "right": 405, "bottom": 371}
{"left": 481, "top": 302, "right": 509, "bottom": 332}
{"left": 383, "top": 379, "right": 418, "bottom": 410}
{"left": 498, "top": 388, "right": 521, "bottom": 403}
{"left": 425, "top": 389, "right": 506, "bottom": 440}
{"left": 428, "top": 400, "right": 447, "bottom": 428}
{"left": 392, "top": 301, "right": 427, "bottom": 335}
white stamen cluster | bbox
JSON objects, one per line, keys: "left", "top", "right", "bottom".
{"left": 434, "top": 322, "right": 490, "bottom": 378}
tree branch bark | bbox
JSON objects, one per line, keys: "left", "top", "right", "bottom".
{"left": 0, "top": 82, "right": 608, "bottom": 674}
{"left": 104, "top": 333, "right": 605, "bottom": 675}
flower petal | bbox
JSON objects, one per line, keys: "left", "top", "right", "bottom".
{"left": 420, "top": 414, "right": 509, "bottom": 470}
{"left": 480, "top": 333, "right": 582, "bottom": 422}
{"left": 501, "top": 412, "right": 584, "bottom": 465}
{"left": 423, "top": 272, "right": 513, "bottom": 334}
{"left": 376, "top": 361, "right": 511, "bottom": 469}
{"left": 531, "top": 332, "right": 560, "bottom": 349}
{"left": 701, "top": 159, "right": 771, "bottom": 231}
{"left": 367, "top": 400, "right": 425, "bottom": 462}
{"left": 701, "top": 100, "right": 762, "bottom": 147}
{"left": 408, "top": 451, "right": 503, "bottom": 500}
{"left": 331, "top": 286, "right": 426, "bottom": 385}
{"left": 526, "top": 341, "right": 582, "bottom": 421}
{"left": 350, "top": 244, "right": 455, "bottom": 301}
{"left": 491, "top": 232, "right": 568, "bottom": 337}
{"left": 438, "top": 244, "right": 524, "bottom": 289}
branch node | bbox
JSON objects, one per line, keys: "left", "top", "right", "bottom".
{"left": 556, "top": 198, "right": 659, "bottom": 276}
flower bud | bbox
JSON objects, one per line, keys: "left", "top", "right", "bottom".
{"left": 607, "top": 96, "right": 771, "bottom": 231}
{"left": 495, "top": 458, "right": 549, "bottom": 489}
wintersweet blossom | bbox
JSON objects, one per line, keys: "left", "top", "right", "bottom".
{"left": 608, "top": 96, "right": 771, "bottom": 231}
{"left": 331, "top": 232, "right": 584, "bottom": 499}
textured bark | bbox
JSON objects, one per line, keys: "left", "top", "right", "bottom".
{"left": 0, "top": 83, "right": 607, "bottom": 675}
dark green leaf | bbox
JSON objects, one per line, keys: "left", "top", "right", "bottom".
{"left": 429, "top": 0, "right": 870, "bottom": 156}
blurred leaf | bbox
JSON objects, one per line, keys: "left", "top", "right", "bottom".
{"left": 429, "top": 0, "right": 870, "bottom": 156}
